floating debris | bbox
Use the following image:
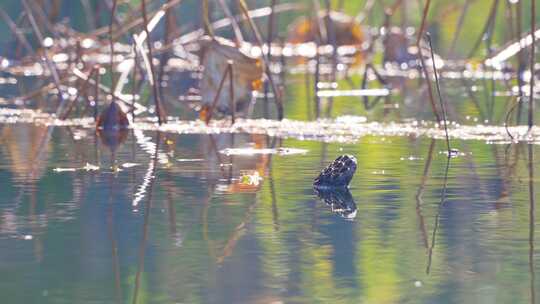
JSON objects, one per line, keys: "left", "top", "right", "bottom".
{"left": 6, "top": 109, "right": 540, "bottom": 144}
{"left": 218, "top": 170, "right": 264, "bottom": 194}
{"left": 82, "top": 163, "right": 99, "bottom": 171}
{"left": 53, "top": 168, "right": 77, "bottom": 172}
{"left": 439, "top": 148, "right": 464, "bottom": 158}
{"left": 239, "top": 171, "right": 263, "bottom": 186}
{"left": 53, "top": 163, "right": 99, "bottom": 173}
{"left": 220, "top": 147, "right": 308, "bottom": 156}
{"left": 400, "top": 156, "right": 424, "bottom": 161}
{"left": 176, "top": 158, "right": 205, "bottom": 162}
{"left": 316, "top": 88, "right": 390, "bottom": 98}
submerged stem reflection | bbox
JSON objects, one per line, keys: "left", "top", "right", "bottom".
{"left": 426, "top": 155, "right": 451, "bottom": 275}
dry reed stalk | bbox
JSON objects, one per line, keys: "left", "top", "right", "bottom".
{"left": 205, "top": 65, "right": 231, "bottom": 124}
{"left": 426, "top": 33, "right": 450, "bottom": 154}
{"left": 528, "top": 0, "right": 536, "bottom": 130}
{"left": 237, "top": 0, "right": 284, "bottom": 120}
{"left": 110, "top": 0, "right": 118, "bottom": 104}
{"left": 141, "top": 0, "right": 167, "bottom": 124}
{"left": 21, "top": 0, "right": 66, "bottom": 116}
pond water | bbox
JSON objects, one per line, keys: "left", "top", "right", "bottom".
{"left": 1, "top": 114, "right": 539, "bottom": 303}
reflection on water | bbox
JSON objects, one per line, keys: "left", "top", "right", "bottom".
{"left": 1, "top": 121, "right": 540, "bottom": 303}
{"left": 315, "top": 187, "right": 357, "bottom": 219}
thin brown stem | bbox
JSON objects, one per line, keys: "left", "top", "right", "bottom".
{"left": 448, "top": 0, "right": 472, "bottom": 58}
{"left": 132, "top": 46, "right": 138, "bottom": 122}
{"left": 467, "top": 0, "right": 499, "bottom": 58}
{"left": 528, "top": 0, "right": 536, "bottom": 130}
{"left": 237, "top": 0, "right": 283, "bottom": 120}
{"left": 141, "top": 0, "right": 167, "bottom": 124}
{"left": 217, "top": 0, "right": 244, "bottom": 45}
{"left": 228, "top": 61, "right": 235, "bottom": 125}
{"left": 416, "top": 0, "right": 432, "bottom": 46}
{"left": 205, "top": 66, "right": 230, "bottom": 124}
{"left": 426, "top": 156, "right": 451, "bottom": 274}
{"left": 21, "top": 0, "right": 66, "bottom": 116}
{"left": 110, "top": 0, "right": 118, "bottom": 104}
{"left": 426, "top": 33, "right": 451, "bottom": 154}
{"left": 0, "top": 8, "right": 33, "bottom": 54}
{"left": 528, "top": 144, "right": 536, "bottom": 304}
{"left": 61, "top": 68, "right": 96, "bottom": 120}
{"left": 94, "top": 68, "right": 100, "bottom": 122}
{"left": 203, "top": 0, "right": 215, "bottom": 38}
{"left": 418, "top": 47, "right": 442, "bottom": 122}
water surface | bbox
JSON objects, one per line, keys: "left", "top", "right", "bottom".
{"left": 1, "top": 121, "right": 539, "bottom": 303}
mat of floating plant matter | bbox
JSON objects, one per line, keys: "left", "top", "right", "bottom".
{"left": 2, "top": 108, "right": 538, "bottom": 144}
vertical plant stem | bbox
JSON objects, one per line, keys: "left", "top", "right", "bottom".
{"left": 516, "top": 0, "right": 525, "bottom": 123}
{"left": 418, "top": 47, "right": 442, "bottom": 122}
{"left": 21, "top": 0, "right": 66, "bottom": 116}
{"left": 228, "top": 61, "right": 235, "bottom": 125}
{"left": 528, "top": 144, "right": 536, "bottom": 304}
{"left": 311, "top": 0, "right": 326, "bottom": 42}
{"left": 94, "top": 68, "right": 100, "bottom": 122}
{"left": 426, "top": 155, "right": 450, "bottom": 274}
{"left": 217, "top": 0, "right": 244, "bottom": 45}
{"left": 203, "top": 0, "right": 215, "bottom": 38}
{"left": 314, "top": 48, "right": 321, "bottom": 118}
{"left": 141, "top": 0, "right": 167, "bottom": 124}
{"left": 205, "top": 66, "right": 230, "bottom": 124}
{"left": 158, "top": 0, "right": 176, "bottom": 91}
{"left": 61, "top": 68, "right": 96, "bottom": 120}
{"left": 0, "top": 8, "right": 34, "bottom": 54}
{"left": 132, "top": 45, "right": 138, "bottom": 122}
{"left": 467, "top": 0, "right": 499, "bottom": 58}
{"left": 448, "top": 0, "right": 471, "bottom": 58}
{"left": 263, "top": 0, "right": 278, "bottom": 116}
{"left": 415, "top": 0, "right": 440, "bottom": 123}
{"left": 416, "top": 0, "right": 432, "bottom": 46}
{"left": 267, "top": 0, "right": 277, "bottom": 60}
{"left": 426, "top": 33, "right": 450, "bottom": 154}
{"left": 324, "top": 0, "right": 337, "bottom": 117}
{"left": 237, "top": 0, "right": 283, "bottom": 120}
{"left": 80, "top": 0, "right": 97, "bottom": 29}
{"left": 415, "top": 139, "right": 436, "bottom": 249}
{"left": 504, "top": 97, "right": 521, "bottom": 140}
{"left": 110, "top": 0, "right": 118, "bottom": 104}
{"left": 529, "top": 0, "right": 536, "bottom": 130}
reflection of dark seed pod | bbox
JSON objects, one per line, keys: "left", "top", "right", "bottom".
{"left": 314, "top": 187, "right": 357, "bottom": 219}
{"left": 313, "top": 155, "right": 357, "bottom": 188}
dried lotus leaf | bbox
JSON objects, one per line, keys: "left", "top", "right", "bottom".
{"left": 200, "top": 37, "right": 263, "bottom": 115}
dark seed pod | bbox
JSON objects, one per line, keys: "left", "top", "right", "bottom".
{"left": 313, "top": 155, "right": 357, "bottom": 188}
{"left": 96, "top": 101, "right": 129, "bottom": 131}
